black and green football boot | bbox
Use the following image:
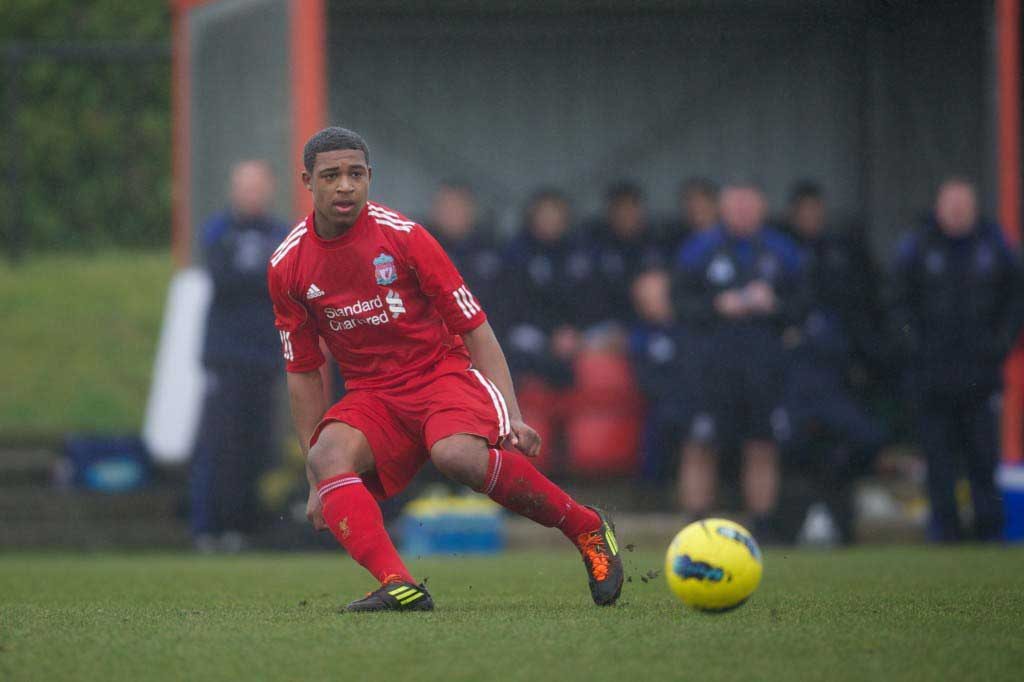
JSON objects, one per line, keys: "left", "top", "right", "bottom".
{"left": 575, "top": 507, "right": 624, "bottom": 606}
{"left": 344, "top": 581, "right": 434, "bottom": 613}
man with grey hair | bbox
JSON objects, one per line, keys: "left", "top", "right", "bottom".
{"left": 191, "top": 160, "right": 289, "bottom": 552}
{"left": 891, "top": 177, "right": 1024, "bottom": 542}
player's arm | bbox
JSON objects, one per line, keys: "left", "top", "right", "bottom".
{"left": 286, "top": 369, "right": 330, "bottom": 529}
{"left": 462, "top": 321, "right": 541, "bottom": 457}
{"left": 268, "top": 262, "right": 328, "bottom": 527}
{"left": 287, "top": 369, "right": 327, "bottom": 459}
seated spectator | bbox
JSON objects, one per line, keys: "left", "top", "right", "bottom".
{"left": 660, "top": 178, "right": 719, "bottom": 261}
{"left": 782, "top": 181, "right": 887, "bottom": 543}
{"left": 502, "top": 189, "right": 591, "bottom": 387}
{"left": 785, "top": 181, "right": 887, "bottom": 370}
{"left": 586, "top": 182, "right": 674, "bottom": 329}
{"left": 891, "top": 177, "right": 1024, "bottom": 542}
{"left": 501, "top": 189, "right": 593, "bottom": 470}
{"left": 678, "top": 176, "right": 720, "bottom": 236}
{"left": 426, "top": 181, "right": 504, "bottom": 325}
{"left": 672, "top": 180, "right": 807, "bottom": 540}
{"left": 628, "top": 269, "right": 701, "bottom": 485}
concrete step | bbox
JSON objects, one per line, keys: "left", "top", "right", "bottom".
{"left": 0, "top": 520, "right": 190, "bottom": 550}
{"left": 0, "top": 485, "right": 183, "bottom": 522}
{"left": 0, "top": 447, "right": 57, "bottom": 485}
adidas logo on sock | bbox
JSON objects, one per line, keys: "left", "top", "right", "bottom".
{"left": 306, "top": 283, "right": 325, "bottom": 300}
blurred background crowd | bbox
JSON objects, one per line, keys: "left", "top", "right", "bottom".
{"left": 426, "top": 175, "right": 1020, "bottom": 546}
{"left": 193, "top": 163, "right": 1021, "bottom": 548}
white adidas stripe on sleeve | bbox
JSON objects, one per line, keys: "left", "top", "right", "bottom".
{"left": 453, "top": 287, "right": 474, "bottom": 318}
{"left": 279, "top": 330, "right": 294, "bottom": 361}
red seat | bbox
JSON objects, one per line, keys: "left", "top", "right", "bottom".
{"left": 567, "top": 413, "right": 642, "bottom": 477}
{"left": 565, "top": 350, "right": 644, "bottom": 476}
{"left": 573, "top": 350, "right": 637, "bottom": 400}
{"left": 516, "top": 376, "right": 565, "bottom": 473}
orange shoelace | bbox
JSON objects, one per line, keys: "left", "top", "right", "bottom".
{"left": 577, "top": 532, "right": 610, "bottom": 581}
{"left": 363, "top": 573, "right": 406, "bottom": 598}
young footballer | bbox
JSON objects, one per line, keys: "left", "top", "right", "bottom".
{"left": 268, "top": 127, "right": 623, "bottom": 611}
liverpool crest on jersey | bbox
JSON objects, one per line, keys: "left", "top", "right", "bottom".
{"left": 373, "top": 253, "right": 397, "bottom": 285}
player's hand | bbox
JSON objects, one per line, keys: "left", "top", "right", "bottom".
{"left": 306, "top": 488, "right": 327, "bottom": 531}
{"left": 507, "top": 418, "right": 542, "bottom": 458}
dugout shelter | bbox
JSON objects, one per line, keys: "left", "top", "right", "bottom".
{"left": 170, "top": 0, "right": 1023, "bottom": 465}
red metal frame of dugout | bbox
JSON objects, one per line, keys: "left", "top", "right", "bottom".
{"left": 169, "top": 0, "right": 326, "bottom": 268}
{"left": 996, "top": 0, "right": 1023, "bottom": 464}
{"left": 288, "top": 0, "right": 328, "bottom": 221}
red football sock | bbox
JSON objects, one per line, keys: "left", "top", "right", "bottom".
{"left": 478, "top": 449, "right": 601, "bottom": 540}
{"left": 317, "top": 473, "right": 414, "bottom": 585}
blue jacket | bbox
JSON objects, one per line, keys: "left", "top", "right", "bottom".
{"left": 890, "top": 217, "right": 1024, "bottom": 393}
{"left": 673, "top": 225, "right": 808, "bottom": 335}
{"left": 201, "top": 210, "right": 289, "bottom": 369}
{"left": 629, "top": 321, "right": 699, "bottom": 404}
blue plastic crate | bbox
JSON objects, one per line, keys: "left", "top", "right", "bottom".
{"left": 999, "top": 464, "right": 1024, "bottom": 542}
{"left": 63, "top": 435, "right": 151, "bottom": 493}
{"left": 398, "top": 495, "right": 505, "bottom": 556}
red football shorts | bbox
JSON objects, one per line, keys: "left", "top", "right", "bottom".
{"left": 309, "top": 358, "right": 512, "bottom": 500}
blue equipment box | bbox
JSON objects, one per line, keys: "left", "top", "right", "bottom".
{"left": 398, "top": 495, "right": 505, "bottom": 556}
{"left": 63, "top": 435, "right": 151, "bottom": 493}
{"left": 999, "top": 464, "right": 1024, "bottom": 541}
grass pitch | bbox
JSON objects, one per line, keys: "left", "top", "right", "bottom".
{"left": 1, "top": 547, "right": 1022, "bottom": 681}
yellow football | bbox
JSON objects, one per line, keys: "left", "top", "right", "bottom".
{"left": 664, "top": 518, "right": 763, "bottom": 611}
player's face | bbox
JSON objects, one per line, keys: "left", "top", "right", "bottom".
{"left": 935, "top": 182, "right": 977, "bottom": 237}
{"left": 720, "top": 187, "right": 766, "bottom": 237}
{"left": 791, "top": 197, "right": 826, "bottom": 238}
{"left": 529, "top": 198, "right": 570, "bottom": 242}
{"left": 230, "top": 160, "right": 275, "bottom": 218}
{"left": 683, "top": 191, "right": 718, "bottom": 231}
{"left": 608, "top": 196, "right": 645, "bottom": 238}
{"left": 304, "top": 149, "right": 371, "bottom": 230}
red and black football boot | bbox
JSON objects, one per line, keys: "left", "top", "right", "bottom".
{"left": 575, "top": 507, "right": 624, "bottom": 606}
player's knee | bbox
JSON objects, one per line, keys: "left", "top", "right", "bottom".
{"left": 307, "top": 423, "right": 370, "bottom": 481}
{"left": 430, "top": 436, "right": 488, "bottom": 489}
{"left": 307, "top": 439, "right": 341, "bottom": 481}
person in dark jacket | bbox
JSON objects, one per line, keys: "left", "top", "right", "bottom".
{"left": 659, "top": 178, "right": 719, "bottom": 267}
{"left": 191, "top": 160, "right": 289, "bottom": 551}
{"left": 425, "top": 182, "right": 504, "bottom": 329}
{"left": 891, "top": 177, "right": 1024, "bottom": 542}
{"left": 497, "top": 190, "right": 592, "bottom": 470}
{"left": 669, "top": 176, "right": 719, "bottom": 241}
{"left": 783, "top": 181, "right": 887, "bottom": 543}
{"left": 586, "top": 182, "right": 676, "bottom": 329}
{"left": 628, "top": 269, "right": 700, "bottom": 485}
{"left": 673, "top": 181, "right": 808, "bottom": 537}
{"left": 502, "top": 189, "right": 591, "bottom": 387}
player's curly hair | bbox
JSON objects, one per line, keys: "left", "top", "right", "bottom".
{"left": 303, "top": 127, "right": 370, "bottom": 172}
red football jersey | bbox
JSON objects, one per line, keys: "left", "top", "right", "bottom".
{"left": 267, "top": 201, "right": 487, "bottom": 390}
